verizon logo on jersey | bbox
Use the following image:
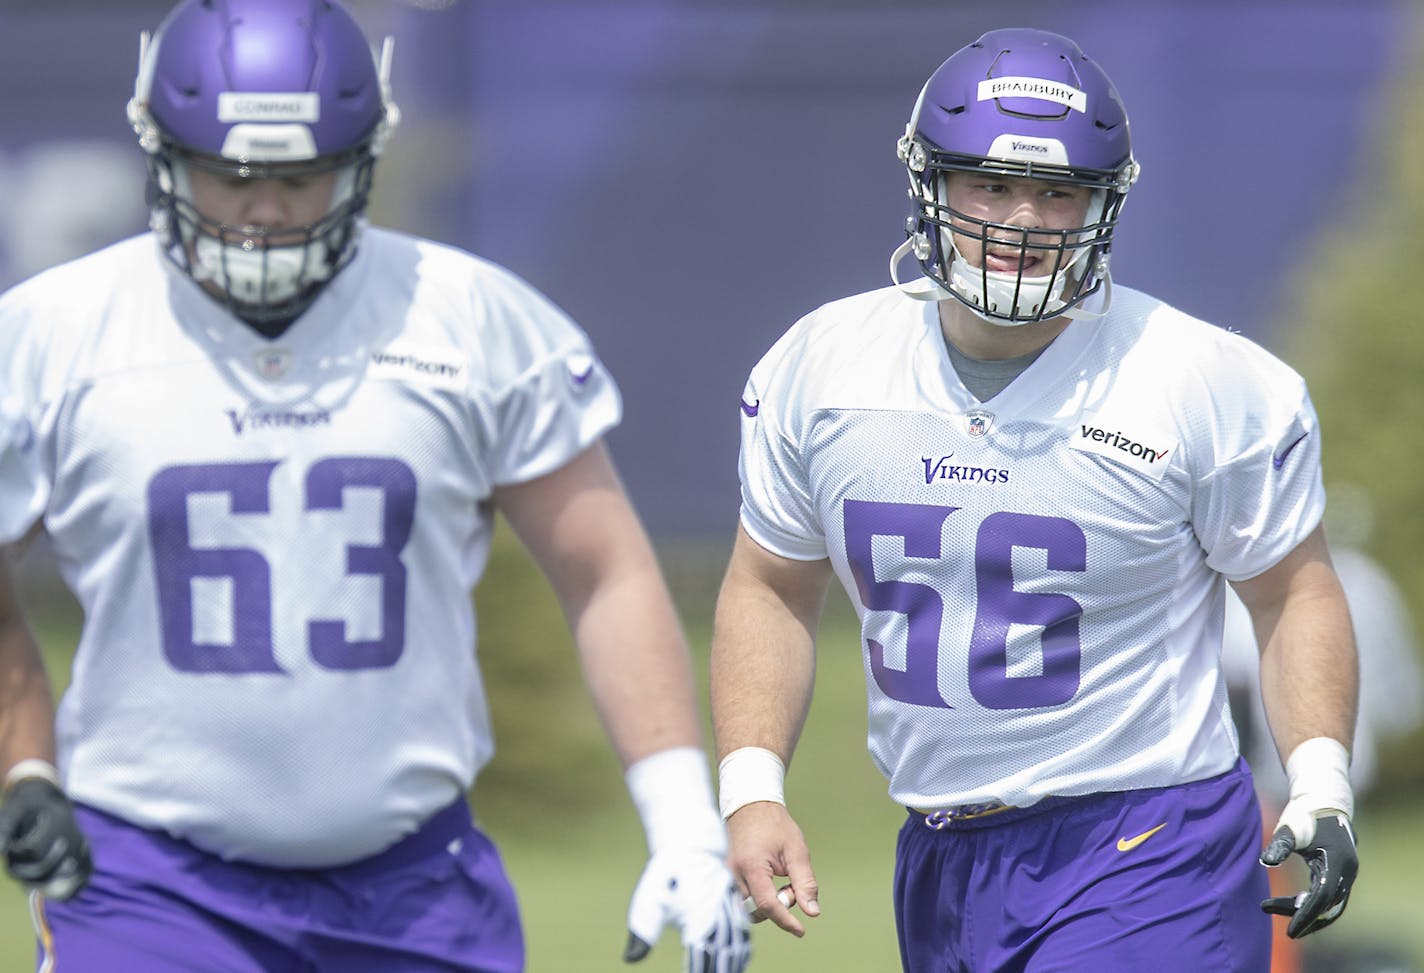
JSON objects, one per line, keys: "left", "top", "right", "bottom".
{"left": 1070, "top": 418, "right": 1177, "bottom": 481}
{"left": 369, "top": 341, "right": 467, "bottom": 391}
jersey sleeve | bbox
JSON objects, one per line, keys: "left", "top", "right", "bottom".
{"left": 0, "top": 292, "right": 52, "bottom": 544}
{"left": 1191, "top": 364, "right": 1325, "bottom": 582}
{"left": 484, "top": 282, "right": 621, "bottom": 487}
{"left": 737, "top": 325, "right": 826, "bottom": 560}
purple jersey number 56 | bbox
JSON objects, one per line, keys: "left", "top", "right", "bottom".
{"left": 147, "top": 457, "right": 417, "bottom": 674}
{"left": 843, "top": 499, "right": 1085, "bottom": 710}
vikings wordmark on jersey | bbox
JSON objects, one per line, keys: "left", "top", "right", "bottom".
{"left": 0, "top": 227, "right": 620, "bottom": 867}
{"left": 738, "top": 283, "right": 1322, "bottom": 811}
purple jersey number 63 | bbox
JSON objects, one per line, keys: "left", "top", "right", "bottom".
{"left": 147, "top": 457, "right": 417, "bottom": 674}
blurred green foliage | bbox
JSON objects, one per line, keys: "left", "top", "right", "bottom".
{"left": 467, "top": 518, "right": 625, "bottom": 826}
{"left": 471, "top": 527, "right": 735, "bottom": 833}
{"left": 1273, "top": 36, "right": 1424, "bottom": 804}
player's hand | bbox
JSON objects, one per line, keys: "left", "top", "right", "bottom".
{"left": 726, "top": 800, "right": 819, "bottom": 938}
{"left": 0, "top": 777, "right": 92, "bottom": 901}
{"left": 623, "top": 849, "right": 750, "bottom": 973}
{"left": 1260, "top": 809, "right": 1358, "bottom": 938}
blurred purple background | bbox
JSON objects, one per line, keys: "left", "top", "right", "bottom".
{"left": 0, "top": 0, "right": 1413, "bottom": 535}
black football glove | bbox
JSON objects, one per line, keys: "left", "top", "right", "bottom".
{"left": 1260, "top": 811, "right": 1358, "bottom": 938}
{"left": 0, "top": 776, "right": 92, "bottom": 901}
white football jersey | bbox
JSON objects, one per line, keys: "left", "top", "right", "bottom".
{"left": 0, "top": 229, "right": 620, "bottom": 866}
{"left": 739, "top": 284, "right": 1324, "bottom": 811}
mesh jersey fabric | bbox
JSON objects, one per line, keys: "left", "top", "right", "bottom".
{"left": 737, "top": 283, "right": 1323, "bottom": 809}
{"left": 0, "top": 228, "right": 620, "bottom": 866}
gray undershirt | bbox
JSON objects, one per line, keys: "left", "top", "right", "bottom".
{"left": 943, "top": 336, "right": 1048, "bottom": 402}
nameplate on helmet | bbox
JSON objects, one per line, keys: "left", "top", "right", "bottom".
{"left": 978, "top": 77, "right": 1087, "bottom": 114}
{"left": 218, "top": 92, "right": 320, "bottom": 123}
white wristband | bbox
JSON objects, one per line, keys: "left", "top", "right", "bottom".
{"left": 4, "top": 759, "right": 60, "bottom": 792}
{"left": 717, "top": 746, "right": 786, "bottom": 820}
{"left": 1284, "top": 736, "right": 1354, "bottom": 819}
{"left": 626, "top": 746, "right": 727, "bottom": 857}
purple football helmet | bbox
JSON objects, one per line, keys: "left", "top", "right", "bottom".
{"left": 128, "top": 0, "right": 399, "bottom": 327}
{"left": 896, "top": 28, "right": 1139, "bottom": 324}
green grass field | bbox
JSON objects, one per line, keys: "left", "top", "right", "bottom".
{"left": 3, "top": 560, "right": 1421, "bottom": 971}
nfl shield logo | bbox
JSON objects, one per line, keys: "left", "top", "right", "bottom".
{"left": 254, "top": 348, "right": 292, "bottom": 381}
{"left": 966, "top": 409, "right": 994, "bottom": 438}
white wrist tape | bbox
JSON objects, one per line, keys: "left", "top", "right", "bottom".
{"left": 626, "top": 746, "right": 727, "bottom": 857}
{"left": 1276, "top": 736, "right": 1354, "bottom": 847}
{"left": 717, "top": 746, "right": 786, "bottom": 820}
{"left": 4, "top": 759, "right": 60, "bottom": 792}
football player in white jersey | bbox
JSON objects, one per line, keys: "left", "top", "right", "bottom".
{"left": 711, "top": 28, "right": 1358, "bottom": 972}
{"left": 0, "top": 1, "right": 749, "bottom": 971}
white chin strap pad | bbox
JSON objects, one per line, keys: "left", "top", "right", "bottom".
{"left": 888, "top": 237, "right": 1113, "bottom": 325}
{"left": 191, "top": 235, "right": 332, "bottom": 305}
{"left": 947, "top": 253, "right": 1069, "bottom": 323}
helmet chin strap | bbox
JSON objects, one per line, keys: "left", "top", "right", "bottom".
{"left": 888, "top": 237, "right": 1114, "bottom": 324}
{"left": 190, "top": 234, "right": 333, "bottom": 306}
{"left": 946, "top": 252, "right": 1073, "bottom": 325}
{"left": 889, "top": 237, "right": 953, "bottom": 302}
{"left": 1060, "top": 271, "right": 1113, "bottom": 320}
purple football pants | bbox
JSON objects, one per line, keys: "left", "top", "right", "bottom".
{"left": 32, "top": 799, "right": 524, "bottom": 972}
{"left": 894, "top": 759, "right": 1271, "bottom": 972}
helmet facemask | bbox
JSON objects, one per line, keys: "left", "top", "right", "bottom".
{"left": 147, "top": 146, "right": 376, "bottom": 328}
{"left": 909, "top": 166, "right": 1123, "bottom": 324}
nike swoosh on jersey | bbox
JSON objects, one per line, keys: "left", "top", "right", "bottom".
{"left": 1116, "top": 823, "right": 1167, "bottom": 852}
{"left": 741, "top": 398, "right": 760, "bottom": 418}
{"left": 1272, "top": 432, "right": 1308, "bottom": 470}
{"left": 564, "top": 352, "right": 596, "bottom": 389}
